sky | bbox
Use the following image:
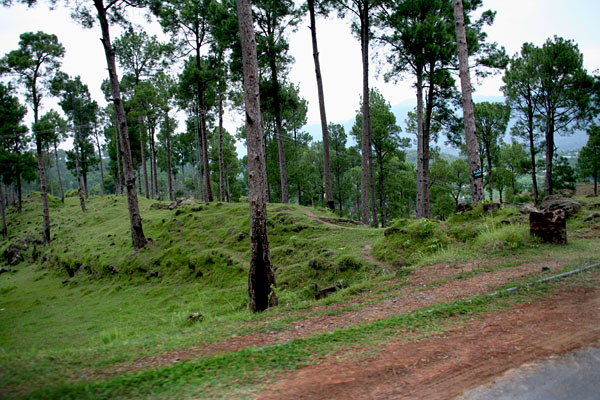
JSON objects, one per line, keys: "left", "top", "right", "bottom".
{"left": 1, "top": 0, "right": 599, "bottom": 153}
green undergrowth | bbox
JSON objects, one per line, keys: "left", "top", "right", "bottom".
{"left": 20, "top": 269, "right": 595, "bottom": 400}
{"left": 373, "top": 204, "right": 538, "bottom": 267}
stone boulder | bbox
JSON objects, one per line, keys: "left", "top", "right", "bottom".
{"left": 530, "top": 209, "right": 567, "bottom": 245}
{"left": 455, "top": 203, "right": 474, "bottom": 213}
{"left": 516, "top": 202, "right": 539, "bottom": 215}
{"left": 483, "top": 203, "right": 500, "bottom": 213}
{"left": 3, "top": 244, "right": 24, "bottom": 265}
{"left": 540, "top": 195, "right": 581, "bottom": 218}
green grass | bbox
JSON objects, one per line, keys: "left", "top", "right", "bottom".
{"left": 1, "top": 194, "right": 599, "bottom": 398}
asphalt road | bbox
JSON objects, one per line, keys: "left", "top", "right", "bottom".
{"left": 456, "top": 347, "right": 600, "bottom": 400}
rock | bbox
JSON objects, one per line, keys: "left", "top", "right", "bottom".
{"left": 483, "top": 203, "right": 500, "bottom": 213}
{"left": 586, "top": 202, "right": 600, "bottom": 210}
{"left": 178, "top": 199, "right": 196, "bottom": 206}
{"left": 540, "top": 195, "right": 581, "bottom": 217}
{"left": 167, "top": 201, "right": 178, "bottom": 210}
{"left": 150, "top": 202, "right": 171, "bottom": 210}
{"left": 0, "top": 267, "right": 12, "bottom": 275}
{"left": 517, "top": 203, "right": 538, "bottom": 214}
{"left": 584, "top": 212, "right": 600, "bottom": 222}
{"left": 455, "top": 203, "right": 474, "bottom": 213}
{"left": 3, "top": 244, "right": 24, "bottom": 265}
{"left": 236, "top": 232, "right": 248, "bottom": 242}
{"left": 530, "top": 209, "right": 567, "bottom": 245}
{"left": 316, "top": 281, "right": 349, "bottom": 299}
{"left": 557, "top": 188, "right": 575, "bottom": 197}
{"left": 187, "top": 312, "right": 204, "bottom": 323}
{"left": 384, "top": 227, "right": 400, "bottom": 237}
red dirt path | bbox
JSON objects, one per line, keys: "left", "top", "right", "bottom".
{"left": 257, "top": 274, "right": 600, "bottom": 400}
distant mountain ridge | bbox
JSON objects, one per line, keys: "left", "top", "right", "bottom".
{"left": 302, "top": 95, "right": 589, "bottom": 154}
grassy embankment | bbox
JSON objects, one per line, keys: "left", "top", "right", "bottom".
{"left": 0, "top": 193, "right": 599, "bottom": 398}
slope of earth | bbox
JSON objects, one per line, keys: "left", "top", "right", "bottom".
{"left": 0, "top": 194, "right": 599, "bottom": 398}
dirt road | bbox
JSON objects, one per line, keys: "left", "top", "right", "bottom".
{"left": 257, "top": 274, "right": 600, "bottom": 400}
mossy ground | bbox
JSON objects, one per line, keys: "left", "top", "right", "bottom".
{"left": 1, "top": 194, "right": 599, "bottom": 398}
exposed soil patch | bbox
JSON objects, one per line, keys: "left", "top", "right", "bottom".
{"left": 85, "top": 255, "right": 574, "bottom": 380}
{"left": 258, "top": 274, "right": 600, "bottom": 400}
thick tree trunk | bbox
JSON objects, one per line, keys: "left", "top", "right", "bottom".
{"left": 218, "top": 92, "right": 226, "bottom": 202}
{"left": 453, "top": 0, "right": 484, "bottom": 203}
{"left": 308, "top": 0, "right": 334, "bottom": 211}
{"left": 200, "top": 113, "right": 213, "bottom": 202}
{"left": 525, "top": 95, "right": 539, "bottom": 205}
{"left": 53, "top": 141, "right": 64, "bottom": 202}
{"left": 137, "top": 164, "right": 142, "bottom": 195}
{"left": 95, "top": 0, "right": 147, "bottom": 250}
{"left": 421, "top": 68, "right": 435, "bottom": 218}
{"left": 237, "top": 0, "right": 277, "bottom": 312}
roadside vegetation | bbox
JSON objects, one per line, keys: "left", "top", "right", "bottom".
{"left": 1, "top": 193, "right": 599, "bottom": 398}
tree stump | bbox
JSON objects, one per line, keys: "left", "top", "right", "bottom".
{"left": 529, "top": 209, "right": 567, "bottom": 244}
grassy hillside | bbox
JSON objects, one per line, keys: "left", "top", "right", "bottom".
{"left": 1, "top": 193, "right": 599, "bottom": 398}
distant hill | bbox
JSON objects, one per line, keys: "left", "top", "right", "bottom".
{"left": 301, "top": 95, "right": 589, "bottom": 153}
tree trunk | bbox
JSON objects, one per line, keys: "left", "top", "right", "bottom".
{"left": 137, "top": 164, "right": 142, "bottom": 195}
{"left": 0, "top": 182, "right": 6, "bottom": 239}
{"left": 53, "top": 140, "right": 64, "bottom": 202}
{"left": 421, "top": 66, "right": 435, "bottom": 218}
{"left": 218, "top": 92, "right": 226, "bottom": 201}
{"left": 485, "top": 142, "right": 493, "bottom": 201}
{"left": 165, "top": 113, "right": 174, "bottom": 202}
{"left": 35, "top": 134, "right": 51, "bottom": 245}
{"left": 269, "top": 54, "right": 289, "bottom": 204}
{"left": 73, "top": 130, "right": 86, "bottom": 212}
{"left": 150, "top": 126, "right": 159, "bottom": 200}
{"left": 308, "top": 0, "right": 334, "bottom": 211}
{"left": 140, "top": 120, "right": 149, "bottom": 199}
{"left": 544, "top": 116, "right": 554, "bottom": 196}
{"left": 114, "top": 116, "right": 123, "bottom": 195}
{"left": 378, "top": 159, "right": 386, "bottom": 227}
{"left": 95, "top": 133, "right": 105, "bottom": 195}
{"left": 95, "top": 0, "right": 147, "bottom": 251}
{"left": 453, "top": 0, "right": 484, "bottom": 203}
{"left": 237, "top": 0, "right": 277, "bottom": 312}
{"left": 47, "top": 146, "right": 54, "bottom": 197}
{"left": 360, "top": 0, "right": 375, "bottom": 226}
{"left": 16, "top": 170, "right": 22, "bottom": 213}
{"left": 416, "top": 67, "right": 425, "bottom": 218}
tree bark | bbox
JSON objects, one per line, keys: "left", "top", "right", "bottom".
{"left": 150, "top": 125, "right": 159, "bottom": 200}
{"left": 269, "top": 53, "right": 289, "bottom": 203}
{"left": 95, "top": 0, "right": 147, "bottom": 250}
{"left": 485, "top": 140, "right": 493, "bottom": 201}
{"left": 308, "top": 0, "right": 334, "bottom": 211}
{"left": 360, "top": 0, "right": 377, "bottom": 226}
{"left": 544, "top": 116, "right": 554, "bottom": 196}
{"left": 0, "top": 182, "right": 6, "bottom": 239}
{"left": 165, "top": 112, "right": 174, "bottom": 201}
{"left": 416, "top": 67, "right": 425, "bottom": 218}
{"left": 53, "top": 140, "right": 64, "bottom": 202}
{"left": 218, "top": 92, "right": 226, "bottom": 202}
{"left": 95, "top": 132, "right": 105, "bottom": 195}
{"left": 73, "top": 130, "right": 86, "bottom": 212}
{"left": 114, "top": 116, "right": 123, "bottom": 195}
{"left": 140, "top": 120, "right": 149, "bottom": 199}
{"left": 453, "top": 0, "right": 484, "bottom": 203}
{"left": 237, "top": 0, "right": 277, "bottom": 312}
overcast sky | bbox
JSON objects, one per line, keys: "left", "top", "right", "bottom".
{"left": 1, "top": 0, "right": 599, "bottom": 147}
